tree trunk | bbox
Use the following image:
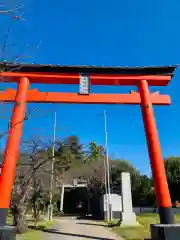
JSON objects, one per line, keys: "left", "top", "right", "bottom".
{"left": 11, "top": 204, "right": 27, "bottom": 233}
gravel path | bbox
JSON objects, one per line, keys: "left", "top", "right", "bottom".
{"left": 43, "top": 217, "right": 122, "bottom": 240}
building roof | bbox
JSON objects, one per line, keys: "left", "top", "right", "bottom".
{"left": 0, "top": 62, "right": 178, "bottom": 76}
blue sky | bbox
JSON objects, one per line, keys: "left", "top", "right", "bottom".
{"left": 0, "top": 0, "right": 180, "bottom": 175}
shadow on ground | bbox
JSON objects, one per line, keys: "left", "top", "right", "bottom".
{"left": 43, "top": 229, "right": 116, "bottom": 240}
{"left": 29, "top": 226, "right": 45, "bottom": 231}
{"left": 77, "top": 222, "right": 108, "bottom": 227}
{"left": 29, "top": 226, "right": 116, "bottom": 240}
{"left": 76, "top": 215, "right": 121, "bottom": 228}
{"left": 76, "top": 215, "right": 94, "bottom": 220}
{"left": 76, "top": 222, "right": 120, "bottom": 228}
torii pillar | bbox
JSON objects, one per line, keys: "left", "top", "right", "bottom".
{"left": 139, "top": 80, "right": 174, "bottom": 224}
{"left": 0, "top": 77, "right": 30, "bottom": 225}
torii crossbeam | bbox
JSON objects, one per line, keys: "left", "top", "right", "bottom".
{"left": 0, "top": 63, "right": 177, "bottom": 227}
{"left": 0, "top": 88, "right": 171, "bottom": 105}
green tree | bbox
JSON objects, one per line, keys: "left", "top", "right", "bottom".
{"left": 55, "top": 141, "right": 73, "bottom": 172}
{"left": 85, "top": 141, "right": 104, "bottom": 163}
{"left": 65, "top": 136, "right": 85, "bottom": 162}
{"left": 55, "top": 136, "right": 85, "bottom": 171}
{"left": 111, "top": 159, "right": 140, "bottom": 189}
{"left": 164, "top": 156, "right": 180, "bottom": 203}
{"left": 133, "top": 175, "right": 156, "bottom": 206}
{"left": 110, "top": 159, "right": 155, "bottom": 206}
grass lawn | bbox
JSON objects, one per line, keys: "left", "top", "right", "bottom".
{"left": 111, "top": 213, "right": 180, "bottom": 240}
{"left": 7, "top": 215, "right": 13, "bottom": 225}
{"left": 16, "top": 220, "right": 56, "bottom": 240}
{"left": 6, "top": 213, "right": 56, "bottom": 240}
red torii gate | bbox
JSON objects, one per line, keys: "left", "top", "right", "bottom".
{"left": 0, "top": 63, "right": 177, "bottom": 226}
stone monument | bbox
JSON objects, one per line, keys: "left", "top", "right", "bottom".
{"left": 120, "top": 172, "right": 137, "bottom": 225}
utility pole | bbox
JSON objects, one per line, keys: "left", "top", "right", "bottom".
{"left": 103, "top": 153, "right": 108, "bottom": 220}
{"left": 104, "top": 110, "right": 112, "bottom": 221}
{"left": 49, "top": 111, "right": 56, "bottom": 221}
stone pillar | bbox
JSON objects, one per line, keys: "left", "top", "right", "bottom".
{"left": 120, "top": 172, "right": 136, "bottom": 225}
